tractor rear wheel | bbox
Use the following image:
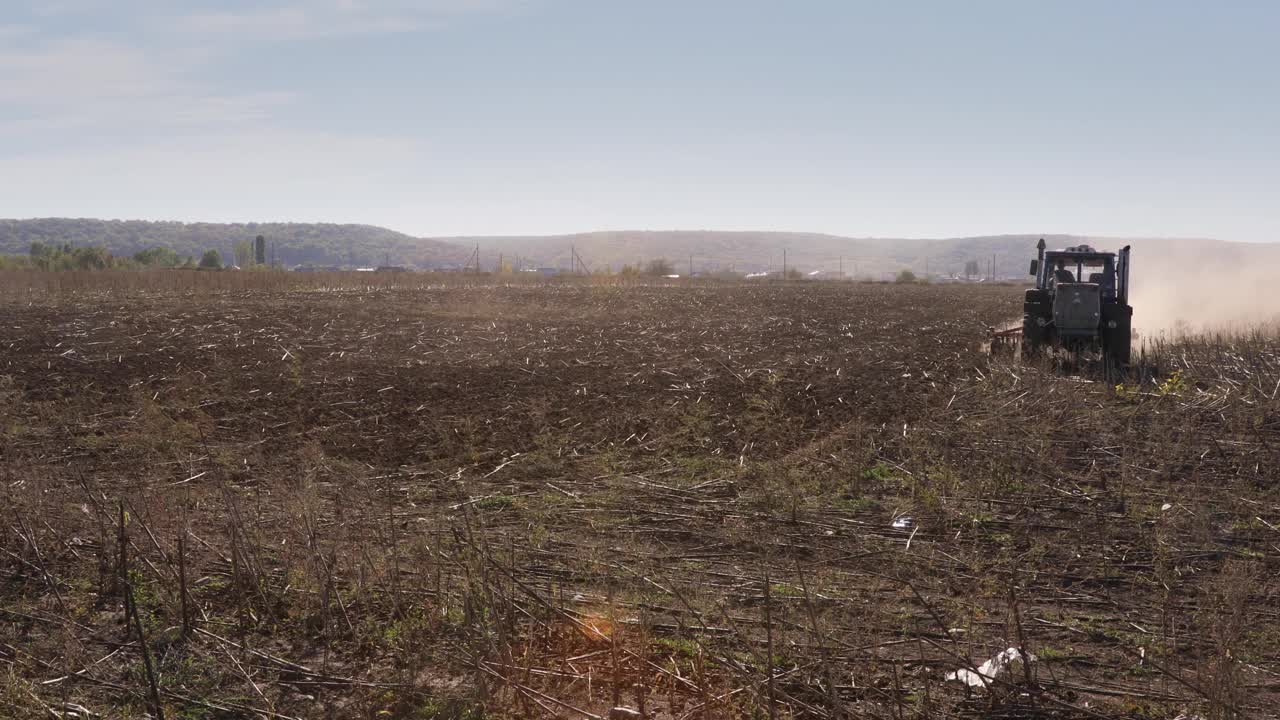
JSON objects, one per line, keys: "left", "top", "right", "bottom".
{"left": 1022, "top": 289, "right": 1052, "bottom": 360}
{"left": 1101, "top": 328, "right": 1130, "bottom": 383}
{"left": 1101, "top": 303, "right": 1133, "bottom": 368}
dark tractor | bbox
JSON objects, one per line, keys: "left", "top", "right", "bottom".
{"left": 1023, "top": 238, "right": 1132, "bottom": 372}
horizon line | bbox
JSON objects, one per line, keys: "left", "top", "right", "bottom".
{"left": 0, "top": 217, "right": 1247, "bottom": 245}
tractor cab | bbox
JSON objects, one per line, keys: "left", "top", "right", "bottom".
{"left": 1029, "top": 243, "right": 1129, "bottom": 304}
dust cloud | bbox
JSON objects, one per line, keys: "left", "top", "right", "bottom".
{"left": 1125, "top": 239, "right": 1280, "bottom": 337}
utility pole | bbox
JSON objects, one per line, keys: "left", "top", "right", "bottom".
{"left": 991, "top": 253, "right": 996, "bottom": 281}
{"left": 782, "top": 248, "right": 788, "bottom": 280}
{"left": 839, "top": 256, "right": 844, "bottom": 278}
{"left": 688, "top": 254, "right": 693, "bottom": 278}
{"left": 570, "top": 246, "right": 588, "bottom": 276}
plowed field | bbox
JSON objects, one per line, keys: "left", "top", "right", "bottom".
{"left": 2, "top": 282, "right": 1277, "bottom": 719}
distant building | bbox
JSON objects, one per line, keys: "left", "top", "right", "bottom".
{"left": 375, "top": 266, "right": 408, "bottom": 273}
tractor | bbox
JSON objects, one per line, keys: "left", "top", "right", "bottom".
{"left": 1018, "top": 238, "right": 1132, "bottom": 374}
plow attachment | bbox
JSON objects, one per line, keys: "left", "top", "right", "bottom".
{"left": 987, "top": 325, "right": 1022, "bottom": 357}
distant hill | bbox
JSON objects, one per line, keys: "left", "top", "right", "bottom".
{"left": 2, "top": 220, "right": 1262, "bottom": 280}
{"left": 445, "top": 230, "right": 1193, "bottom": 279}
{"left": 0, "top": 221, "right": 1166, "bottom": 276}
{"left": 457, "top": 231, "right": 1280, "bottom": 330}
{"left": 0, "top": 218, "right": 469, "bottom": 268}
{"left": 4, "top": 219, "right": 1277, "bottom": 331}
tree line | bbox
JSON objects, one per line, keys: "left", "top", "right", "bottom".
{"left": 0, "top": 241, "right": 249, "bottom": 272}
{"left": 0, "top": 219, "right": 463, "bottom": 268}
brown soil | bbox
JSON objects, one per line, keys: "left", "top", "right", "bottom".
{"left": 1, "top": 282, "right": 1276, "bottom": 719}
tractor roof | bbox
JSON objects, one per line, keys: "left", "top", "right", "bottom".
{"left": 1045, "top": 244, "right": 1116, "bottom": 260}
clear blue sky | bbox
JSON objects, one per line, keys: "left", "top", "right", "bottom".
{"left": 2, "top": 1, "right": 1277, "bottom": 240}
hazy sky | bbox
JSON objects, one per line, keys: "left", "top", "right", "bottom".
{"left": 2, "top": 1, "right": 1277, "bottom": 240}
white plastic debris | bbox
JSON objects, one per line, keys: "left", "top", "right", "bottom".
{"left": 59, "top": 703, "right": 99, "bottom": 719}
{"left": 892, "top": 516, "right": 913, "bottom": 529}
{"left": 945, "top": 647, "right": 1035, "bottom": 687}
{"left": 609, "top": 708, "right": 642, "bottom": 720}
{"left": 1161, "top": 503, "right": 1173, "bottom": 511}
